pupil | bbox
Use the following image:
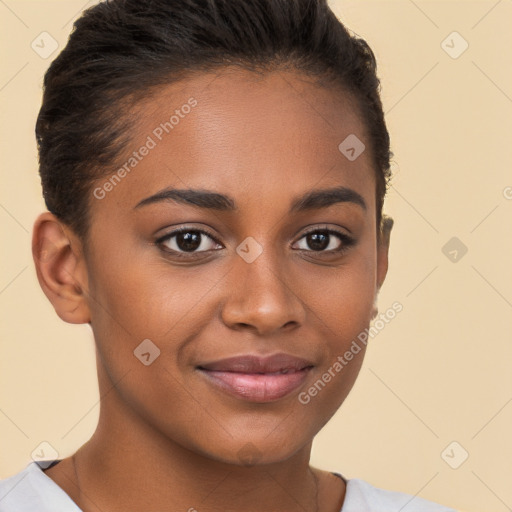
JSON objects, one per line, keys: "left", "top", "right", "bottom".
{"left": 177, "top": 232, "right": 201, "bottom": 251}
{"left": 308, "top": 232, "right": 329, "bottom": 251}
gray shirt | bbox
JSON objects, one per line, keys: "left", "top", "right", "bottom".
{"left": 0, "top": 460, "right": 458, "bottom": 511}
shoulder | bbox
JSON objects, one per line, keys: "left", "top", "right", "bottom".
{"left": 0, "top": 461, "right": 81, "bottom": 512}
{"left": 342, "top": 477, "right": 458, "bottom": 512}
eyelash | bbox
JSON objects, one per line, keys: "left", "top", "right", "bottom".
{"left": 155, "top": 225, "right": 356, "bottom": 259}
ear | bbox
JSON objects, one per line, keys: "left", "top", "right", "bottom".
{"left": 32, "top": 212, "right": 91, "bottom": 324}
{"left": 371, "top": 214, "right": 393, "bottom": 319}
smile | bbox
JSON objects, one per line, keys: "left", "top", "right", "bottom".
{"left": 195, "top": 353, "right": 315, "bottom": 402}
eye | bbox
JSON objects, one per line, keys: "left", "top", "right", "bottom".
{"left": 155, "top": 225, "right": 355, "bottom": 259}
{"left": 293, "top": 228, "right": 355, "bottom": 253}
{"left": 156, "top": 227, "right": 222, "bottom": 255}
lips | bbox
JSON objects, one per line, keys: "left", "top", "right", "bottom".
{"left": 198, "top": 353, "right": 314, "bottom": 373}
{"left": 197, "top": 353, "right": 314, "bottom": 402}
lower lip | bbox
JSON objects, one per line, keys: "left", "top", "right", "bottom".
{"left": 198, "top": 367, "right": 312, "bottom": 402}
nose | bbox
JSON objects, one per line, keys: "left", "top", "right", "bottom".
{"left": 220, "top": 247, "right": 306, "bottom": 336}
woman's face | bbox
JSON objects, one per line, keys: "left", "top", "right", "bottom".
{"left": 81, "top": 68, "right": 388, "bottom": 464}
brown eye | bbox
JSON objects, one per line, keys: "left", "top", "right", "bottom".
{"left": 294, "top": 229, "right": 355, "bottom": 253}
{"left": 157, "top": 228, "right": 222, "bottom": 254}
{"left": 304, "top": 232, "right": 331, "bottom": 251}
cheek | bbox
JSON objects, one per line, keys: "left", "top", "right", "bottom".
{"left": 303, "top": 244, "right": 377, "bottom": 336}
{"left": 87, "top": 253, "right": 220, "bottom": 337}
{"left": 297, "top": 242, "right": 376, "bottom": 405}
{"left": 86, "top": 260, "right": 213, "bottom": 434}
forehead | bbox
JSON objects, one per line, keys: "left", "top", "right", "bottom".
{"left": 93, "top": 67, "right": 375, "bottom": 217}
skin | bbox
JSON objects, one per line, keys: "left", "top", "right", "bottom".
{"left": 33, "top": 67, "right": 391, "bottom": 512}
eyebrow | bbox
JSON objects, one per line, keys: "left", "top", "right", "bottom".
{"left": 134, "top": 185, "right": 367, "bottom": 212}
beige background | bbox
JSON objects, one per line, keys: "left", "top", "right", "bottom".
{"left": 1, "top": 1, "right": 511, "bottom": 511}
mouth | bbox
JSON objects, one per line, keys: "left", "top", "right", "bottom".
{"left": 196, "top": 353, "right": 314, "bottom": 402}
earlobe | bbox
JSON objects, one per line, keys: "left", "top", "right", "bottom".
{"left": 372, "top": 214, "right": 393, "bottom": 319}
{"left": 376, "top": 214, "right": 393, "bottom": 289}
{"left": 32, "top": 212, "right": 91, "bottom": 324}
{"left": 380, "top": 214, "right": 394, "bottom": 247}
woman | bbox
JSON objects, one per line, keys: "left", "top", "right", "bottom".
{"left": 0, "top": 0, "right": 457, "bottom": 510}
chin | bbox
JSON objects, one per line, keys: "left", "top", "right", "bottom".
{"left": 188, "top": 433, "right": 304, "bottom": 467}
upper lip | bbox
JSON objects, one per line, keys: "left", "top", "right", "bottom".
{"left": 197, "top": 353, "right": 314, "bottom": 373}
